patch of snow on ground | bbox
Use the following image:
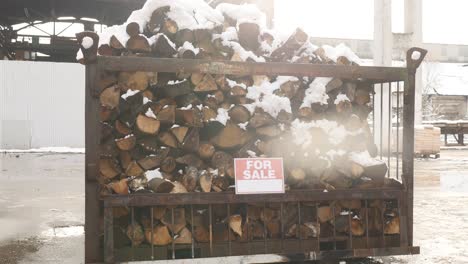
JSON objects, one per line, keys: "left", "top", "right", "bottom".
{"left": 1, "top": 147, "right": 85, "bottom": 153}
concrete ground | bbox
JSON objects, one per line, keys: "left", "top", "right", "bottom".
{"left": 0, "top": 150, "right": 467, "bottom": 263}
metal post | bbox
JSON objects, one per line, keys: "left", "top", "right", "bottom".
{"left": 103, "top": 206, "right": 114, "bottom": 263}
{"left": 404, "top": 47, "right": 427, "bottom": 247}
{"left": 84, "top": 63, "right": 102, "bottom": 263}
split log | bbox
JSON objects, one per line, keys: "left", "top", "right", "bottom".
{"left": 158, "top": 132, "right": 178, "bottom": 148}
{"left": 181, "top": 166, "right": 198, "bottom": 192}
{"left": 145, "top": 224, "right": 172, "bottom": 246}
{"left": 198, "top": 169, "right": 212, "bottom": 192}
{"left": 136, "top": 114, "right": 160, "bottom": 135}
{"left": 238, "top": 22, "right": 260, "bottom": 51}
{"left": 174, "top": 227, "right": 192, "bottom": 244}
{"left": 181, "top": 128, "right": 200, "bottom": 152}
{"left": 99, "top": 158, "right": 121, "bottom": 179}
{"left": 161, "top": 156, "right": 177, "bottom": 173}
{"left": 198, "top": 142, "right": 215, "bottom": 160}
{"left": 100, "top": 85, "right": 120, "bottom": 109}
{"left": 170, "top": 126, "right": 189, "bottom": 143}
{"left": 126, "top": 35, "right": 151, "bottom": 53}
{"left": 115, "top": 120, "right": 132, "bottom": 136}
{"left": 151, "top": 206, "right": 167, "bottom": 220}
{"left": 126, "top": 22, "right": 140, "bottom": 37}
{"left": 211, "top": 122, "right": 251, "bottom": 149}
{"left": 176, "top": 154, "right": 203, "bottom": 168}
{"left": 126, "top": 160, "right": 144, "bottom": 177}
{"left": 156, "top": 105, "right": 176, "bottom": 124}
{"left": 110, "top": 178, "right": 129, "bottom": 194}
{"left": 115, "top": 135, "right": 136, "bottom": 151}
{"left": 161, "top": 208, "right": 186, "bottom": 233}
{"left": 152, "top": 34, "right": 177, "bottom": 57}
{"left": 110, "top": 35, "right": 124, "bottom": 49}
{"left": 211, "top": 151, "right": 234, "bottom": 178}
{"left": 228, "top": 105, "right": 251, "bottom": 123}
{"left": 193, "top": 74, "right": 218, "bottom": 92}
{"left": 147, "top": 178, "right": 174, "bottom": 193}
{"left": 228, "top": 214, "right": 243, "bottom": 237}
{"left": 126, "top": 222, "right": 145, "bottom": 246}
{"left": 118, "top": 72, "right": 149, "bottom": 91}
{"left": 176, "top": 109, "right": 204, "bottom": 127}
{"left": 271, "top": 28, "right": 308, "bottom": 61}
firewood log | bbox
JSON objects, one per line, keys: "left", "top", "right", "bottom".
{"left": 158, "top": 132, "right": 178, "bottom": 148}
{"left": 160, "top": 207, "right": 186, "bottom": 234}
{"left": 115, "top": 135, "right": 136, "bottom": 151}
{"left": 99, "top": 158, "right": 121, "bottom": 179}
{"left": 181, "top": 128, "right": 200, "bottom": 152}
{"left": 152, "top": 206, "right": 166, "bottom": 220}
{"left": 147, "top": 178, "right": 174, "bottom": 193}
{"left": 256, "top": 125, "right": 282, "bottom": 138}
{"left": 126, "top": 222, "right": 145, "bottom": 246}
{"left": 198, "top": 169, "right": 212, "bottom": 192}
{"left": 137, "top": 149, "right": 169, "bottom": 170}
{"left": 249, "top": 111, "right": 276, "bottom": 128}
{"left": 145, "top": 224, "right": 172, "bottom": 246}
{"left": 110, "top": 35, "right": 124, "bottom": 49}
{"left": 181, "top": 166, "right": 198, "bottom": 192}
{"left": 152, "top": 34, "right": 176, "bottom": 57}
{"left": 355, "top": 88, "right": 371, "bottom": 105}
{"left": 212, "top": 176, "right": 230, "bottom": 192}
{"left": 271, "top": 28, "right": 308, "bottom": 61}
{"left": 156, "top": 105, "right": 176, "bottom": 124}
{"left": 118, "top": 72, "right": 149, "bottom": 91}
{"left": 176, "top": 154, "right": 203, "bottom": 168}
{"left": 110, "top": 178, "right": 129, "bottom": 194}
{"left": 171, "top": 181, "right": 188, "bottom": 193}
{"left": 115, "top": 120, "right": 132, "bottom": 136}
{"left": 161, "top": 156, "right": 176, "bottom": 173}
{"left": 174, "top": 29, "right": 194, "bottom": 46}
{"left": 211, "top": 122, "right": 251, "bottom": 149}
{"left": 100, "top": 85, "right": 120, "bottom": 109}
{"left": 136, "top": 114, "right": 160, "bottom": 135}
{"left": 176, "top": 109, "right": 204, "bottom": 127}
{"left": 193, "top": 74, "right": 218, "bottom": 92}
{"left": 228, "top": 105, "right": 251, "bottom": 123}
{"left": 170, "top": 126, "right": 189, "bottom": 143}
{"left": 146, "top": 6, "right": 170, "bottom": 33}
{"left": 162, "top": 18, "right": 178, "bottom": 35}
{"left": 198, "top": 142, "right": 216, "bottom": 160}
{"left": 238, "top": 22, "right": 260, "bottom": 51}
{"left": 211, "top": 151, "right": 234, "bottom": 178}
{"left": 174, "top": 227, "right": 192, "bottom": 244}
{"left": 126, "top": 160, "right": 144, "bottom": 177}
{"left": 126, "top": 35, "right": 151, "bottom": 53}
{"left": 228, "top": 214, "right": 243, "bottom": 237}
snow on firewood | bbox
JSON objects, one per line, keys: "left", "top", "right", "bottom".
{"left": 301, "top": 77, "right": 331, "bottom": 108}
{"left": 211, "top": 108, "right": 230, "bottom": 126}
{"left": 334, "top": 94, "right": 350, "bottom": 104}
{"left": 349, "top": 151, "right": 384, "bottom": 166}
{"left": 145, "top": 168, "right": 163, "bottom": 181}
{"left": 128, "top": 0, "right": 223, "bottom": 32}
{"left": 291, "top": 119, "right": 348, "bottom": 148}
{"left": 121, "top": 89, "right": 140, "bottom": 100}
{"left": 179, "top": 41, "right": 200, "bottom": 55}
{"left": 322, "top": 43, "right": 361, "bottom": 65}
{"left": 145, "top": 108, "right": 157, "bottom": 119}
{"left": 180, "top": 104, "right": 192, "bottom": 110}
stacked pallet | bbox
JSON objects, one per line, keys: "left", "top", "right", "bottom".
{"left": 78, "top": 0, "right": 401, "bottom": 247}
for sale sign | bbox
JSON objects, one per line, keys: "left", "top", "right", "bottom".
{"left": 234, "top": 158, "right": 285, "bottom": 194}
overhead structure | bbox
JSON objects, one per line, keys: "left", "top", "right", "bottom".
{"left": 0, "top": 0, "right": 146, "bottom": 62}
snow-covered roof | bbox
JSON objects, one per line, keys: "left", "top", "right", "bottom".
{"left": 424, "top": 63, "right": 468, "bottom": 96}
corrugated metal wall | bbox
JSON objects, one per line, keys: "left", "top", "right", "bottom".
{"left": 0, "top": 60, "right": 85, "bottom": 149}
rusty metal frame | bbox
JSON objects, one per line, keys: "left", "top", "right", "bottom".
{"left": 84, "top": 43, "right": 426, "bottom": 263}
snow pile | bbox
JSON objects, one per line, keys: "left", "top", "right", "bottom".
{"left": 97, "top": 0, "right": 223, "bottom": 47}
{"left": 128, "top": 0, "right": 223, "bottom": 31}
{"left": 334, "top": 94, "right": 350, "bottom": 105}
{"left": 301, "top": 77, "right": 331, "bottom": 108}
{"left": 245, "top": 76, "right": 298, "bottom": 118}
{"left": 145, "top": 168, "right": 163, "bottom": 181}
{"left": 211, "top": 108, "right": 230, "bottom": 125}
{"left": 179, "top": 41, "right": 200, "bottom": 55}
{"left": 145, "top": 108, "right": 157, "bottom": 119}
{"left": 322, "top": 43, "right": 361, "bottom": 65}
{"left": 290, "top": 119, "right": 348, "bottom": 147}
{"left": 121, "top": 89, "right": 140, "bottom": 100}
{"left": 349, "top": 151, "right": 384, "bottom": 166}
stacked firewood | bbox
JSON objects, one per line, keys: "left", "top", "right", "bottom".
{"left": 79, "top": 0, "right": 402, "bottom": 247}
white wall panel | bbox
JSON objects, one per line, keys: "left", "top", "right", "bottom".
{"left": 0, "top": 60, "right": 85, "bottom": 149}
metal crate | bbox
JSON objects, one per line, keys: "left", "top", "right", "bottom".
{"left": 80, "top": 36, "right": 425, "bottom": 263}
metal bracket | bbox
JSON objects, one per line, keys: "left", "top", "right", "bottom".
{"left": 76, "top": 31, "right": 99, "bottom": 65}
{"left": 406, "top": 47, "right": 427, "bottom": 73}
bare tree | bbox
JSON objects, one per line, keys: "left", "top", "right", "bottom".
{"left": 422, "top": 62, "right": 442, "bottom": 121}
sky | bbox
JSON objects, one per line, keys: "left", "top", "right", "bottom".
{"left": 274, "top": 0, "right": 468, "bottom": 45}
{"left": 13, "top": 0, "right": 468, "bottom": 45}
